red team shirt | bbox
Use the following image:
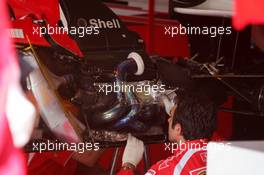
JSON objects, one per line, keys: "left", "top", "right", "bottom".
{"left": 117, "top": 139, "right": 208, "bottom": 175}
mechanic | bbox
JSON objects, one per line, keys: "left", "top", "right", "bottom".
{"left": 117, "top": 92, "right": 217, "bottom": 175}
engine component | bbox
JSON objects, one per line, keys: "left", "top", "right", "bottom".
{"left": 42, "top": 49, "right": 168, "bottom": 133}
{"left": 84, "top": 52, "right": 146, "bottom": 131}
{"left": 10, "top": 0, "right": 170, "bottom": 144}
{"left": 253, "top": 85, "right": 264, "bottom": 113}
{"left": 88, "top": 126, "right": 165, "bottom": 143}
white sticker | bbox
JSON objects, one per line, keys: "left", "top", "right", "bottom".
{"left": 9, "top": 28, "right": 25, "bottom": 39}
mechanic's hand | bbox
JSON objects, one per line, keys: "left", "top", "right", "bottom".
{"left": 161, "top": 95, "right": 176, "bottom": 116}
{"left": 122, "top": 133, "right": 144, "bottom": 167}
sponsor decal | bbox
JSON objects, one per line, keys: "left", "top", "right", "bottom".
{"left": 89, "top": 18, "right": 121, "bottom": 29}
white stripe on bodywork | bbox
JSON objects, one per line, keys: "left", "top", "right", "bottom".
{"left": 59, "top": 5, "right": 68, "bottom": 28}
{"left": 173, "top": 149, "right": 201, "bottom": 175}
{"left": 27, "top": 153, "right": 36, "bottom": 165}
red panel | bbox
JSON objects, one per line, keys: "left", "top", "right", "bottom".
{"left": 8, "top": 0, "right": 83, "bottom": 57}
{"left": 8, "top": 0, "right": 60, "bottom": 25}
{"left": 129, "top": 25, "right": 189, "bottom": 57}
{"left": 212, "top": 96, "right": 233, "bottom": 141}
{"left": 120, "top": 16, "right": 190, "bottom": 58}
{"left": 233, "top": 0, "right": 264, "bottom": 30}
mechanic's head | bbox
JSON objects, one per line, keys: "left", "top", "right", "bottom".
{"left": 168, "top": 92, "right": 217, "bottom": 143}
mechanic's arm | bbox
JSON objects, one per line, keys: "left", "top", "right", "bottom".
{"left": 117, "top": 134, "right": 144, "bottom": 175}
{"left": 117, "top": 95, "right": 175, "bottom": 175}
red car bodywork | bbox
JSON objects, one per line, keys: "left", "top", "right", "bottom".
{"left": 8, "top": 0, "right": 83, "bottom": 57}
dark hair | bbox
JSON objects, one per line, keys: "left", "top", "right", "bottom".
{"left": 172, "top": 92, "right": 217, "bottom": 140}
